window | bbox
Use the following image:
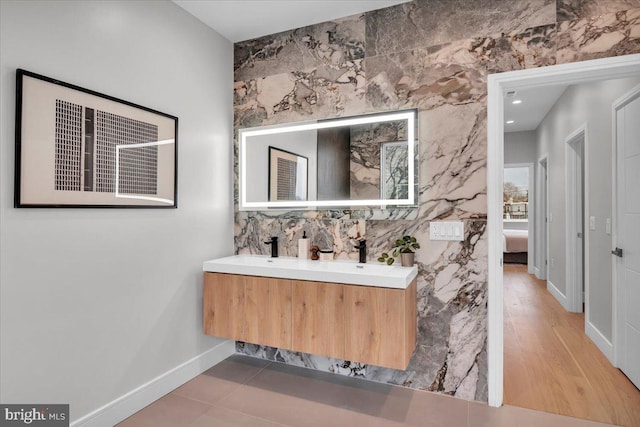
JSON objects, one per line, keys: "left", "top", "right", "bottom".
{"left": 504, "top": 167, "right": 529, "bottom": 220}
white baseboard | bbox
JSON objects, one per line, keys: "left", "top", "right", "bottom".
{"left": 535, "top": 267, "right": 547, "bottom": 281}
{"left": 585, "top": 320, "right": 614, "bottom": 364}
{"left": 71, "top": 339, "right": 235, "bottom": 427}
{"left": 547, "top": 280, "right": 571, "bottom": 311}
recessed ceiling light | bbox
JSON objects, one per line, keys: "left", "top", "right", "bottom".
{"left": 512, "top": 99, "right": 522, "bottom": 105}
{"left": 506, "top": 120, "right": 515, "bottom": 124}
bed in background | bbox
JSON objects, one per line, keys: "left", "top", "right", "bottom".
{"left": 503, "top": 229, "right": 528, "bottom": 264}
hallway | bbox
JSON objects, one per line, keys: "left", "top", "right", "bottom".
{"left": 503, "top": 264, "right": 640, "bottom": 426}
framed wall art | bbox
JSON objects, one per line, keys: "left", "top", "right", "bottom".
{"left": 268, "top": 146, "right": 308, "bottom": 202}
{"left": 15, "top": 69, "right": 178, "bottom": 208}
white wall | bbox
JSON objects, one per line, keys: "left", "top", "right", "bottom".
{"left": 0, "top": 0, "right": 233, "bottom": 423}
{"left": 536, "top": 76, "right": 640, "bottom": 341}
{"left": 504, "top": 130, "right": 536, "bottom": 164}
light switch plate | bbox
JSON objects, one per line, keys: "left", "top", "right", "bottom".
{"left": 590, "top": 216, "right": 596, "bottom": 230}
{"left": 430, "top": 221, "right": 464, "bottom": 241}
{"left": 606, "top": 218, "right": 611, "bottom": 235}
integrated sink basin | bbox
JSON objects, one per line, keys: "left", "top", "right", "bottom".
{"left": 202, "top": 254, "right": 418, "bottom": 289}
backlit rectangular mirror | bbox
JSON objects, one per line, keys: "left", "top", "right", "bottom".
{"left": 239, "top": 109, "right": 417, "bottom": 211}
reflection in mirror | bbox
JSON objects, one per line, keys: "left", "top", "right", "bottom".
{"left": 268, "top": 147, "right": 308, "bottom": 202}
{"left": 239, "top": 109, "right": 417, "bottom": 211}
{"left": 349, "top": 119, "right": 408, "bottom": 201}
{"left": 381, "top": 141, "right": 409, "bottom": 200}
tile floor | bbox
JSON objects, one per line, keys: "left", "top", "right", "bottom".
{"left": 118, "top": 355, "right": 618, "bottom": 427}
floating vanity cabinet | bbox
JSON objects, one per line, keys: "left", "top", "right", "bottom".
{"left": 203, "top": 273, "right": 245, "bottom": 340}
{"left": 291, "top": 280, "right": 345, "bottom": 359}
{"left": 203, "top": 273, "right": 292, "bottom": 349}
{"left": 244, "top": 276, "right": 292, "bottom": 349}
{"left": 344, "top": 279, "right": 417, "bottom": 370}
{"left": 203, "top": 255, "right": 419, "bottom": 370}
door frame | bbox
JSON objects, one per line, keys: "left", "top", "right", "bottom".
{"left": 536, "top": 155, "right": 548, "bottom": 280}
{"left": 612, "top": 83, "right": 640, "bottom": 368}
{"left": 565, "top": 124, "right": 588, "bottom": 313}
{"left": 486, "top": 53, "right": 640, "bottom": 407}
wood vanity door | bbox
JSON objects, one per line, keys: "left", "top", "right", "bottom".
{"left": 244, "top": 276, "right": 292, "bottom": 349}
{"left": 203, "top": 273, "right": 245, "bottom": 340}
{"left": 291, "top": 280, "right": 345, "bottom": 359}
{"left": 344, "top": 280, "right": 417, "bottom": 370}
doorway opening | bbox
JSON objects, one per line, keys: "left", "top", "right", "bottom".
{"left": 502, "top": 163, "right": 534, "bottom": 270}
{"left": 487, "top": 54, "right": 640, "bottom": 416}
{"left": 494, "top": 62, "right": 640, "bottom": 425}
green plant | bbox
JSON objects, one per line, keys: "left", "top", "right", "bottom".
{"left": 377, "top": 235, "right": 420, "bottom": 265}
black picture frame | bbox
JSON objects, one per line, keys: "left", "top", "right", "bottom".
{"left": 15, "top": 69, "right": 178, "bottom": 208}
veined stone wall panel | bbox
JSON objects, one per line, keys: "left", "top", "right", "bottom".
{"left": 232, "top": 0, "right": 640, "bottom": 402}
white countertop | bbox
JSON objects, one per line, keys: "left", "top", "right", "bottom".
{"left": 203, "top": 254, "right": 418, "bottom": 289}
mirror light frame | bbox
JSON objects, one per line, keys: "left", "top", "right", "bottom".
{"left": 239, "top": 110, "right": 417, "bottom": 211}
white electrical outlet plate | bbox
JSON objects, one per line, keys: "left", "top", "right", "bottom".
{"left": 430, "top": 221, "right": 464, "bottom": 241}
{"left": 590, "top": 216, "right": 596, "bottom": 230}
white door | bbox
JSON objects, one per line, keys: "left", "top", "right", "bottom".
{"left": 576, "top": 138, "right": 584, "bottom": 307}
{"left": 615, "top": 86, "right": 640, "bottom": 389}
{"left": 566, "top": 129, "right": 586, "bottom": 313}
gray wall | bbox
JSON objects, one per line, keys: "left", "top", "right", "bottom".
{"left": 0, "top": 0, "right": 233, "bottom": 422}
{"left": 536, "top": 76, "right": 640, "bottom": 341}
{"left": 505, "top": 130, "right": 537, "bottom": 164}
{"left": 503, "top": 219, "right": 528, "bottom": 231}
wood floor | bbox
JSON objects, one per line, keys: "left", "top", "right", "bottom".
{"left": 504, "top": 264, "right": 640, "bottom": 427}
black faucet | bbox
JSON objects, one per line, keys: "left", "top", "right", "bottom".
{"left": 264, "top": 236, "right": 278, "bottom": 258}
{"left": 355, "top": 239, "right": 367, "bottom": 264}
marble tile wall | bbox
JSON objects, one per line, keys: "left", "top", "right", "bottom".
{"left": 232, "top": 0, "right": 640, "bottom": 402}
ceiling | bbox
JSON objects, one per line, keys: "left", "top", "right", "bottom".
{"left": 503, "top": 85, "right": 568, "bottom": 133}
{"left": 173, "top": 0, "right": 411, "bottom": 43}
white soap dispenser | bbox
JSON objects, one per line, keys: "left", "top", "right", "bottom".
{"left": 298, "top": 231, "right": 309, "bottom": 259}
